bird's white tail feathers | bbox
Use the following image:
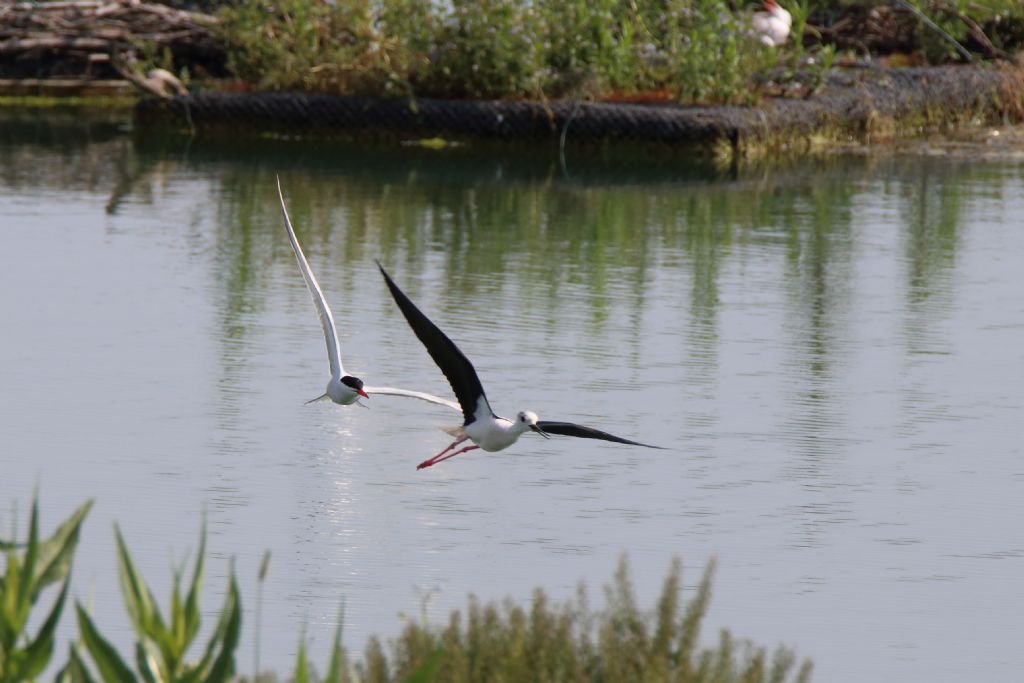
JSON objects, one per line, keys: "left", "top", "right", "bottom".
{"left": 441, "top": 426, "right": 465, "bottom": 438}
{"left": 305, "top": 393, "right": 330, "bottom": 404}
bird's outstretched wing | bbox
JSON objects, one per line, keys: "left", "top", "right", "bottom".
{"left": 376, "top": 262, "right": 494, "bottom": 425}
{"left": 536, "top": 421, "right": 666, "bottom": 449}
{"left": 277, "top": 176, "right": 344, "bottom": 378}
{"left": 362, "top": 386, "right": 461, "bottom": 412}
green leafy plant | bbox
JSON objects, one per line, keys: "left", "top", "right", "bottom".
{"left": 219, "top": 0, "right": 419, "bottom": 97}
{"left": 217, "top": 0, "right": 787, "bottom": 105}
{"left": 670, "top": 0, "right": 777, "bottom": 105}
{"left": 68, "top": 524, "right": 241, "bottom": 683}
{"left": 0, "top": 497, "right": 92, "bottom": 683}
{"left": 530, "top": 0, "right": 613, "bottom": 96}
{"left": 425, "top": 0, "right": 546, "bottom": 99}
{"left": 787, "top": 0, "right": 811, "bottom": 61}
{"left": 808, "top": 43, "right": 837, "bottom": 96}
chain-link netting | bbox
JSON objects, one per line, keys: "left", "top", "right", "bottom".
{"left": 135, "top": 67, "right": 1020, "bottom": 150}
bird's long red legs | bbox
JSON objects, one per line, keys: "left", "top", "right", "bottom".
{"left": 416, "top": 436, "right": 467, "bottom": 470}
{"left": 418, "top": 445, "right": 479, "bottom": 470}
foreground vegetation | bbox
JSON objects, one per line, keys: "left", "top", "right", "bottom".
{"left": 0, "top": 497, "right": 812, "bottom": 682}
{"left": 214, "top": 0, "right": 1024, "bottom": 105}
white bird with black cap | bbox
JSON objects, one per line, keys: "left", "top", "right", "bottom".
{"left": 376, "top": 261, "right": 666, "bottom": 469}
{"left": 277, "top": 177, "right": 460, "bottom": 411}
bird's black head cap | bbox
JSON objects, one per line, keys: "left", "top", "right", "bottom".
{"left": 341, "top": 375, "right": 364, "bottom": 391}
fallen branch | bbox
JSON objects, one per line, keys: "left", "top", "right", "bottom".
{"left": 939, "top": 0, "right": 1012, "bottom": 60}
{"left": 0, "top": 0, "right": 224, "bottom": 80}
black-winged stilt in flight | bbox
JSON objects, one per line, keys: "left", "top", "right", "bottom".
{"left": 376, "top": 262, "right": 665, "bottom": 469}
{"left": 277, "top": 178, "right": 460, "bottom": 410}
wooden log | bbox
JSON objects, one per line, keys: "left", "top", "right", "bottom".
{"left": 0, "top": 77, "right": 135, "bottom": 97}
{"left": 0, "top": 37, "right": 111, "bottom": 53}
{"left": 14, "top": 2, "right": 104, "bottom": 10}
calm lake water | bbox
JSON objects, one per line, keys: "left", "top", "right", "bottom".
{"left": 2, "top": 110, "right": 1023, "bottom": 682}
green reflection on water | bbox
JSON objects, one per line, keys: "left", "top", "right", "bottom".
{"left": 0, "top": 112, "right": 997, "bottom": 374}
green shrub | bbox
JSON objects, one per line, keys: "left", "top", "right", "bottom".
{"left": 214, "top": 0, "right": 1024, "bottom": 104}
{"left": 669, "top": 0, "right": 777, "bottom": 105}
{"left": 535, "top": 0, "right": 648, "bottom": 97}
{"left": 217, "top": 0, "right": 779, "bottom": 104}
{"left": 424, "top": 0, "right": 545, "bottom": 99}
{"left": 219, "top": 0, "right": 414, "bottom": 97}
{"left": 353, "top": 557, "right": 812, "bottom": 683}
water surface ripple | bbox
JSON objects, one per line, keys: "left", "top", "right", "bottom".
{"left": 1, "top": 117, "right": 1023, "bottom": 682}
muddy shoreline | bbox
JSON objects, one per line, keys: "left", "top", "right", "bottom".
{"left": 5, "top": 1, "right": 1024, "bottom": 159}
{"left": 130, "top": 64, "right": 1024, "bottom": 158}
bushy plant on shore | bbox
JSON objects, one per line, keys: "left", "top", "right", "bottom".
{"left": 217, "top": 0, "right": 778, "bottom": 105}
{"left": 219, "top": 0, "right": 418, "bottom": 97}
{"left": 349, "top": 557, "right": 812, "bottom": 683}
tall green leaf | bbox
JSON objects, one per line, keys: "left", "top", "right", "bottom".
{"left": 16, "top": 497, "right": 39, "bottom": 616}
{"left": 134, "top": 637, "right": 168, "bottom": 683}
{"left": 170, "top": 572, "right": 185, "bottom": 658}
{"left": 14, "top": 576, "right": 70, "bottom": 680}
{"left": 294, "top": 637, "right": 309, "bottom": 683}
{"left": 114, "top": 526, "right": 174, "bottom": 667}
{"left": 323, "top": 605, "right": 345, "bottom": 683}
{"left": 76, "top": 604, "right": 137, "bottom": 683}
{"left": 198, "top": 571, "right": 241, "bottom": 683}
{"left": 114, "top": 526, "right": 159, "bottom": 634}
{"left": 32, "top": 500, "right": 93, "bottom": 595}
{"left": 56, "top": 644, "right": 99, "bottom": 683}
{"left": 181, "top": 524, "right": 206, "bottom": 650}
{"left": 2, "top": 547, "right": 24, "bottom": 643}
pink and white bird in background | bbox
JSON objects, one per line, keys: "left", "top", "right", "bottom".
{"left": 752, "top": 0, "right": 792, "bottom": 47}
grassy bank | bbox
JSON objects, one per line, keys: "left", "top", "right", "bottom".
{"left": 1, "top": 497, "right": 811, "bottom": 682}
{"left": 214, "top": 0, "right": 782, "bottom": 105}
{"left": 5, "top": 2, "right": 1024, "bottom": 108}
{"left": 214, "top": 0, "right": 1024, "bottom": 105}
{"left": 218, "top": 0, "right": 776, "bottom": 104}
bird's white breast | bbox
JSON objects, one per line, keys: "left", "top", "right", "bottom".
{"left": 327, "top": 378, "right": 359, "bottom": 405}
{"left": 465, "top": 417, "right": 523, "bottom": 452}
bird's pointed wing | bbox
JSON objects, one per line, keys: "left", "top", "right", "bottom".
{"left": 362, "top": 386, "right": 461, "bottom": 412}
{"left": 277, "top": 177, "right": 344, "bottom": 378}
{"left": 376, "top": 262, "right": 493, "bottom": 425}
{"left": 536, "top": 421, "right": 666, "bottom": 449}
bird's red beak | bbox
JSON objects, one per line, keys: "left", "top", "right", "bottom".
{"left": 358, "top": 389, "right": 369, "bottom": 398}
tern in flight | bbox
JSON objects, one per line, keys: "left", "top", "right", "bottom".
{"left": 277, "top": 178, "right": 459, "bottom": 410}
{"left": 376, "top": 262, "right": 666, "bottom": 469}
